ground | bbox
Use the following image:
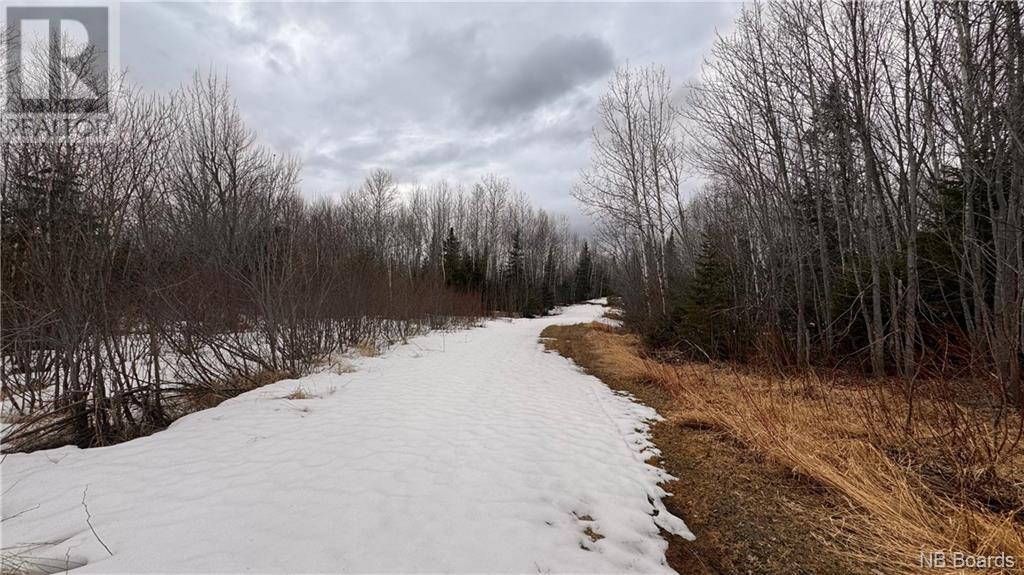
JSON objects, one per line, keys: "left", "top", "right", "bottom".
{"left": 1, "top": 302, "right": 690, "bottom": 574}
{"left": 540, "top": 322, "right": 863, "bottom": 575}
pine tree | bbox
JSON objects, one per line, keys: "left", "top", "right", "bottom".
{"left": 541, "top": 246, "right": 557, "bottom": 311}
{"left": 676, "top": 233, "right": 732, "bottom": 358}
{"left": 442, "top": 227, "right": 466, "bottom": 289}
{"left": 574, "top": 242, "right": 593, "bottom": 302}
{"left": 664, "top": 233, "right": 685, "bottom": 290}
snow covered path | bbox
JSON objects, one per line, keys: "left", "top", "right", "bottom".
{"left": 1, "top": 302, "right": 692, "bottom": 573}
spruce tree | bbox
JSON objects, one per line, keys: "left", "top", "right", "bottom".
{"left": 541, "top": 246, "right": 557, "bottom": 311}
{"left": 442, "top": 227, "right": 465, "bottom": 289}
{"left": 574, "top": 242, "right": 593, "bottom": 301}
{"left": 677, "top": 234, "right": 732, "bottom": 358}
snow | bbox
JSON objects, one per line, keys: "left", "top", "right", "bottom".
{"left": 1, "top": 301, "right": 693, "bottom": 573}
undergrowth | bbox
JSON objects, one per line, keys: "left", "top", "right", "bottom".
{"left": 564, "top": 321, "right": 1024, "bottom": 574}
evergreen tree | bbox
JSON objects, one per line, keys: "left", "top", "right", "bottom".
{"left": 574, "top": 242, "right": 593, "bottom": 301}
{"left": 442, "top": 227, "right": 466, "bottom": 289}
{"left": 664, "top": 233, "right": 685, "bottom": 291}
{"left": 674, "top": 233, "right": 733, "bottom": 358}
{"left": 504, "top": 229, "right": 525, "bottom": 312}
{"left": 541, "top": 246, "right": 557, "bottom": 311}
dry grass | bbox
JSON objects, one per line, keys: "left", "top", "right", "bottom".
{"left": 182, "top": 370, "right": 293, "bottom": 411}
{"left": 556, "top": 321, "right": 1024, "bottom": 574}
{"left": 354, "top": 341, "right": 381, "bottom": 357}
{"left": 282, "top": 386, "right": 312, "bottom": 400}
{"left": 583, "top": 525, "right": 605, "bottom": 543}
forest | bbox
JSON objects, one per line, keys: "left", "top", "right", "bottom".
{"left": 0, "top": 72, "right": 603, "bottom": 449}
{"left": 577, "top": 0, "right": 1022, "bottom": 408}
{"left": 567, "top": 3, "right": 1024, "bottom": 568}
{"left": 2, "top": 2, "right": 1023, "bottom": 573}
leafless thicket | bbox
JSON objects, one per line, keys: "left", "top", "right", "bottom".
{"left": 574, "top": 67, "right": 687, "bottom": 326}
{"left": 1, "top": 69, "right": 594, "bottom": 450}
{"left": 580, "top": 1, "right": 1022, "bottom": 410}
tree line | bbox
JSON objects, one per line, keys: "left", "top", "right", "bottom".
{"left": 577, "top": 0, "right": 1022, "bottom": 408}
{"left": 1, "top": 71, "right": 602, "bottom": 449}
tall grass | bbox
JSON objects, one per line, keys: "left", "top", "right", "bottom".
{"left": 578, "top": 322, "right": 1024, "bottom": 574}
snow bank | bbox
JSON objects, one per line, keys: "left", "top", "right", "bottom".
{"left": 1, "top": 302, "right": 691, "bottom": 573}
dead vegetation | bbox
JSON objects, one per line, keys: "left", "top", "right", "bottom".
{"left": 1, "top": 370, "right": 293, "bottom": 453}
{"left": 354, "top": 341, "right": 381, "bottom": 358}
{"left": 177, "top": 370, "right": 293, "bottom": 412}
{"left": 326, "top": 359, "right": 357, "bottom": 375}
{"left": 280, "top": 384, "right": 336, "bottom": 401}
{"left": 542, "top": 321, "right": 1024, "bottom": 575}
{"left": 282, "top": 387, "right": 312, "bottom": 400}
{"left": 0, "top": 549, "right": 86, "bottom": 575}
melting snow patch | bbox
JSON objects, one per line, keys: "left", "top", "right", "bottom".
{"left": 1, "top": 302, "right": 691, "bottom": 573}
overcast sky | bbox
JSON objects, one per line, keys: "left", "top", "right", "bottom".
{"left": 121, "top": 2, "right": 742, "bottom": 229}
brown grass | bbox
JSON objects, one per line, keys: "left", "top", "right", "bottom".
{"left": 583, "top": 526, "right": 605, "bottom": 543}
{"left": 282, "top": 386, "right": 312, "bottom": 400}
{"left": 182, "top": 370, "right": 293, "bottom": 411}
{"left": 354, "top": 341, "right": 381, "bottom": 357}
{"left": 543, "top": 321, "right": 1024, "bottom": 574}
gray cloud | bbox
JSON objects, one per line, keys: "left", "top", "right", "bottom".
{"left": 476, "top": 35, "right": 613, "bottom": 122}
{"left": 120, "top": 2, "right": 743, "bottom": 230}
